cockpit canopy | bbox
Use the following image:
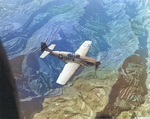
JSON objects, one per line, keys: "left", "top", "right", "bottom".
{"left": 67, "top": 53, "right": 80, "bottom": 58}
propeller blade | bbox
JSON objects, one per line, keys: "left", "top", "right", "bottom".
{"left": 95, "top": 61, "right": 101, "bottom": 71}
{"left": 97, "top": 51, "right": 101, "bottom": 61}
{"left": 95, "top": 51, "right": 101, "bottom": 71}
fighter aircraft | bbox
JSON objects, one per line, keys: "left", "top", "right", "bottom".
{"left": 40, "top": 41, "right": 101, "bottom": 85}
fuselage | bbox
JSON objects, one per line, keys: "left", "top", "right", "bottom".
{"left": 50, "top": 51, "right": 100, "bottom": 67}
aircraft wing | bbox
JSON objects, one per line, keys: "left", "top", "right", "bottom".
{"left": 56, "top": 62, "right": 80, "bottom": 85}
{"left": 75, "top": 40, "right": 92, "bottom": 56}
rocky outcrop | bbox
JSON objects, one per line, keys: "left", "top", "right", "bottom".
{"left": 33, "top": 78, "right": 114, "bottom": 119}
{"left": 117, "top": 102, "right": 150, "bottom": 119}
{"left": 97, "top": 55, "right": 148, "bottom": 118}
{"left": 34, "top": 87, "right": 95, "bottom": 119}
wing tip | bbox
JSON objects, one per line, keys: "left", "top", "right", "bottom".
{"left": 85, "top": 40, "right": 92, "bottom": 43}
{"left": 56, "top": 80, "right": 66, "bottom": 85}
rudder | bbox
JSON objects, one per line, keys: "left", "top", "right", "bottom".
{"left": 41, "top": 42, "right": 48, "bottom": 52}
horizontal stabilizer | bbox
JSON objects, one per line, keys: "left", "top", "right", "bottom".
{"left": 40, "top": 42, "right": 56, "bottom": 58}
{"left": 48, "top": 44, "right": 55, "bottom": 50}
{"left": 40, "top": 51, "right": 50, "bottom": 58}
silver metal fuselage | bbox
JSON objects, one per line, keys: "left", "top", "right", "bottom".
{"left": 50, "top": 51, "right": 99, "bottom": 66}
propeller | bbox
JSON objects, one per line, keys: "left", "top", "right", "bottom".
{"left": 97, "top": 51, "right": 101, "bottom": 61}
{"left": 95, "top": 51, "right": 102, "bottom": 71}
{"left": 95, "top": 61, "right": 101, "bottom": 71}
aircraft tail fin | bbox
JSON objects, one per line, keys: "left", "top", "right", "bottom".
{"left": 41, "top": 42, "right": 48, "bottom": 52}
{"left": 40, "top": 42, "right": 56, "bottom": 58}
